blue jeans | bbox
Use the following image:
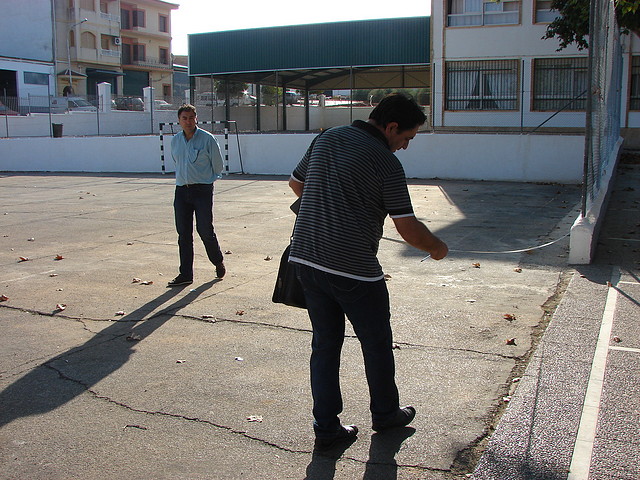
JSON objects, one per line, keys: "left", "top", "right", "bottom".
{"left": 174, "top": 184, "right": 223, "bottom": 278}
{"left": 296, "top": 264, "right": 400, "bottom": 438}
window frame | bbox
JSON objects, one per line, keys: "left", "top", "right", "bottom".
{"left": 445, "top": 59, "right": 520, "bottom": 111}
{"left": 447, "top": 0, "right": 520, "bottom": 27}
{"left": 159, "top": 47, "right": 169, "bottom": 65}
{"left": 533, "top": 0, "right": 559, "bottom": 23}
{"left": 133, "top": 9, "right": 145, "bottom": 28}
{"left": 532, "top": 57, "right": 588, "bottom": 112}
{"left": 630, "top": 56, "right": 640, "bottom": 111}
{"left": 121, "top": 5, "right": 145, "bottom": 29}
{"left": 159, "top": 14, "right": 169, "bottom": 33}
{"left": 80, "top": 0, "right": 95, "bottom": 11}
{"left": 24, "top": 72, "right": 49, "bottom": 86}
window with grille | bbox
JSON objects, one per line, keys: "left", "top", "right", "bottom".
{"left": 447, "top": 0, "right": 520, "bottom": 26}
{"left": 445, "top": 59, "right": 519, "bottom": 110}
{"left": 532, "top": 57, "right": 588, "bottom": 111}
{"left": 631, "top": 56, "right": 640, "bottom": 111}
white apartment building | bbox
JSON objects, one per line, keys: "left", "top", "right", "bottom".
{"left": 0, "top": 0, "right": 56, "bottom": 111}
{"left": 430, "top": 0, "right": 640, "bottom": 132}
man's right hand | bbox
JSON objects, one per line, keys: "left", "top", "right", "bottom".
{"left": 392, "top": 216, "right": 448, "bottom": 260}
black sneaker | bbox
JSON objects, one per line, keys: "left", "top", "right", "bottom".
{"left": 215, "top": 262, "right": 226, "bottom": 279}
{"left": 167, "top": 275, "right": 193, "bottom": 287}
{"left": 314, "top": 424, "right": 358, "bottom": 451}
{"left": 372, "top": 406, "right": 416, "bottom": 432}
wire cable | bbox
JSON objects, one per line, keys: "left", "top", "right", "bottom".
{"left": 420, "top": 232, "right": 570, "bottom": 262}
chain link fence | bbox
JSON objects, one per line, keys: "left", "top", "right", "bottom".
{"left": 582, "top": 0, "right": 623, "bottom": 215}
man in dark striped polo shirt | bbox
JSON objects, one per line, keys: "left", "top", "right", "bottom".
{"left": 289, "top": 93, "right": 448, "bottom": 451}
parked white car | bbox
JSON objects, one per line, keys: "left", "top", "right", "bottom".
{"left": 67, "top": 97, "right": 97, "bottom": 112}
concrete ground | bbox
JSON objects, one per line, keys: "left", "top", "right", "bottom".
{"left": 0, "top": 170, "right": 600, "bottom": 479}
{"left": 471, "top": 153, "right": 640, "bottom": 480}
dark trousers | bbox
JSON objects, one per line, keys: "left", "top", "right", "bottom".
{"left": 296, "top": 264, "right": 400, "bottom": 438}
{"left": 174, "top": 184, "right": 223, "bottom": 278}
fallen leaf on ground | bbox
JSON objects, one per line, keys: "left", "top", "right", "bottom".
{"left": 0, "top": 295, "right": 8, "bottom": 302}
{"left": 126, "top": 333, "right": 142, "bottom": 341}
{"left": 384, "top": 274, "right": 392, "bottom": 281}
{"left": 264, "top": 255, "right": 272, "bottom": 261}
{"left": 55, "top": 304, "right": 66, "bottom": 311}
{"left": 514, "top": 267, "right": 522, "bottom": 273}
{"left": 176, "top": 359, "right": 186, "bottom": 364}
{"left": 132, "top": 278, "right": 142, "bottom": 283}
{"left": 612, "top": 336, "right": 621, "bottom": 343}
{"left": 236, "top": 310, "right": 245, "bottom": 316}
{"left": 224, "top": 250, "right": 233, "bottom": 254}
{"left": 472, "top": 262, "right": 481, "bottom": 268}
{"left": 140, "top": 280, "right": 153, "bottom": 285}
{"left": 115, "top": 311, "right": 125, "bottom": 316}
{"left": 506, "top": 338, "right": 517, "bottom": 345}
{"left": 247, "top": 415, "right": 263, "bottom": 422}
{"left": 50, "top": 273, "right": 58, "bottom": 277}
{"left": 18, "top": 256, "right": 29, "bottom": 262}
{"left": 504, "top": 313, "right": 517, "bottom": 321}
{"left": 54, "top": 255, "right": 64, "bottom": 260}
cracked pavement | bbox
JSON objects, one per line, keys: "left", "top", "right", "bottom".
{"left": 0, "top": 173, "right": 581, "bottom": 479}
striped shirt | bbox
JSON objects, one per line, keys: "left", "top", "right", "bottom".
{"left": 289, "top": 120, "right": 415, "bottom": 281}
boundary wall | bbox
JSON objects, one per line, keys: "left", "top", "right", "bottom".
{"left": 0, "top": 133, "right": 584, "bottom": 183}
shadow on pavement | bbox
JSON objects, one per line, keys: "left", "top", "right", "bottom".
{"left": 0, "top": 280, "right": 219, "bottom": 428}
{"left": 303, "top": 427, "right": 415, "bottom": 480}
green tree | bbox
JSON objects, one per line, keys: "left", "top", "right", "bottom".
{"left": 352, "top": 89, "right": 371, "bottom": 102}
{"left": 543, "top": 0, "right": 640, "bottom": 50}
{"left": 214, "top": 80, "right": 249, "bottom": 98}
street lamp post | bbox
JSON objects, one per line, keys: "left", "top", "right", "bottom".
{"left": 66, "top": 18, "right": 88, "bottom": 94}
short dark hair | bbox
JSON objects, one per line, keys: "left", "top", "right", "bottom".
{"left": 369, "top": 93, "right": 426, "bottom": 132}
{"left": 177, "top": 103, "right": 197, "bottom": 118}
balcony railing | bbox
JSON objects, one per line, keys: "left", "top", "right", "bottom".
{"left": 100, "top": 12, "right": 120, "bottom": 23}
{"left": 122, "top": 56, "right": 172, "bottom": 69}
{"left": 100, "top": 49, "right": 121, "bottom": 58}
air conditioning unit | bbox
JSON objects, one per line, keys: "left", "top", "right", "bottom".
{"left": 113, "top": 37, "right": 121, "bottom": 46}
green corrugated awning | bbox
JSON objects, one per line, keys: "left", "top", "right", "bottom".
{"left": 188, "top": 17, "right": 430, "bottom": 89}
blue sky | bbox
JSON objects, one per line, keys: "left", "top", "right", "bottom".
{"left": 170, "top": 0, "right": 432, "bottom": 55}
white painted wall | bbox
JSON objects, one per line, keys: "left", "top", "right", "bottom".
{"left": 0, "top": 132, "right": 585, "bottom": 183}
{"left": 0, "top": 0, "right": 53, "bottom": 62}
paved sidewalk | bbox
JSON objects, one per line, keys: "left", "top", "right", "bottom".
{"left": 0, "top": 171, "right": 594, "bottom": 479}
{"left": 471, "top": 155, "right": 640, "bottom": 480}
